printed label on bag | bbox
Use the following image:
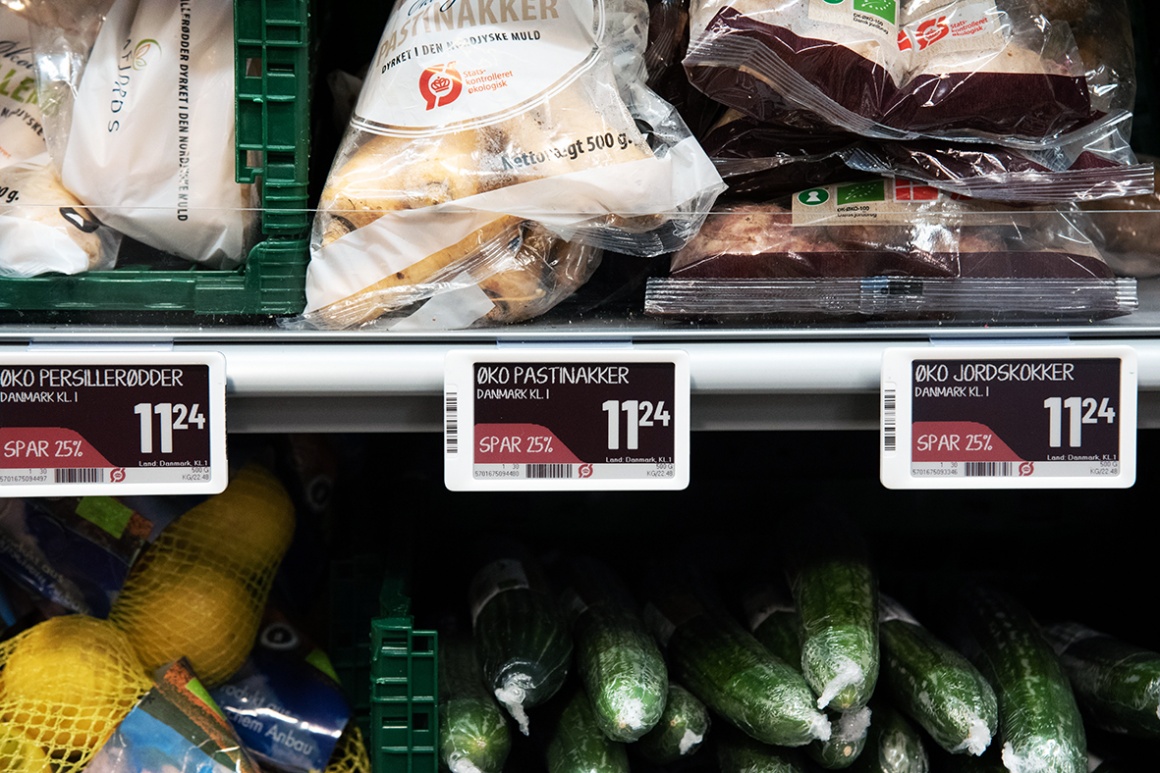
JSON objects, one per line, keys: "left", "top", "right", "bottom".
{"left": 792, "top": 178, "right": 945, "bottom": 225}
{"left": 809, "top": 0, "right": 899, "bottom": 38}
{"left": 897, "top": 0, "right": 1005, "bottom": 66}
{"left": 353, "top": 0, "right": 598, "bottom": 132}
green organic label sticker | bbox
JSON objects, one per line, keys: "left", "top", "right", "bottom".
{"left": 75, "top": 496, "right": 135, "bottom": 538}
{"left": 798, "top": 188, "right": 831, "bottom": 206}
{"left": 837, "top": 180, "right": 887, "bottom": 206}
{"left": 854, "top": 0, "right": 896, "bottom": 24}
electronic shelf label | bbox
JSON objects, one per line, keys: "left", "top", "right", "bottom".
{"left": 0, "top": 351, "right": 228, "bottom": 496}
{"left": 881, "top": 345, "right": 1137, "bottom": 489}
{"left": 444, "top": 349, "right": 690, "bottom": 491}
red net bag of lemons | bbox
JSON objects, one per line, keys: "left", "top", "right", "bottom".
{"left": 0, "top": 614, "right": 152, "bottom": 772}
{"left": 109, "top": 463, "right": 296, "bottom": 687}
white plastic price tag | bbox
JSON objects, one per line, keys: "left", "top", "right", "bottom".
{"left": 444, "top": 350, "right": 690, "bottom": 491}
{"left": 881, "top": 345, "right": 1137, "bottom": 489}
{"left": 0, "top": 351, "right": 228, "bottom": 495}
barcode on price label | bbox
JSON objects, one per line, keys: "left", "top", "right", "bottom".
{"left": 881, "top": 345, "right": 1137, "bottom": 489}
{"left": 526, "top": 464, "right": 572, "bottom": 479}
{"left": 54, "top": 468, "right": 106, "bottom": 484}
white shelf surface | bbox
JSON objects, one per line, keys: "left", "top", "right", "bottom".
{"left": 6, "top": 324, "right": 1160, "bottom": 432}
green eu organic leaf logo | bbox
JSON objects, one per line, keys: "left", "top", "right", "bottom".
{"left": 837, "top": 180, "right": 886, "bottom": 205}
{"left": 798, "top": 188, "right": 830, "bottom": 206}
{"left": 853, "top": 0, "right": 896, "bottom": 24}
{"left": 132, "top": 39, "right": 161, "bottom": 70}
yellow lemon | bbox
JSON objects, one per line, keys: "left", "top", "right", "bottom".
{"left": 0, "top": 616, "right": 150, "bottom": 755}
{"left": 111, "top": 561, "right": 259, "bottom": 686}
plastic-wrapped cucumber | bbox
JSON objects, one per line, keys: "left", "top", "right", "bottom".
{"left": 545, "top": 686, "right": 629, "bottom": 773}
{"left": 563, "top": 556, "right": 668, "bottom": 742}
{"left": 959, "top": 586, "right": 1086, "bottom": 773}
{"left": 878, "top": 594, "right": 998, "bottom": 756}
{"left": 849, "top": 703, "right": 929, "bottom": 773}
{"left": 647, "top": 588, "right": 830, "bottom": 747}
{"left": 717, "top": 723, "right": 812, "bottom": 773}
{"left": 633, "top": 683, "right": 711, "bottom": 766}
{"left": 1044, "top": 621, "right": 1160, "bottom": 740}
{"left": 744, "top": 581, "right": 869, "bottom": 769}
{"left": 470, "top": 544, "right": 572, "bottom": 735}
{"left": 783, "top": 516, "right": 880, "bottom": 712}
{"left": 438, "top": 634, "right": 511, "bottom": 773}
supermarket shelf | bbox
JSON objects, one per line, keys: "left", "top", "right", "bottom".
{"left": 4, "top": 279, "right": 1160, "bottom": 432}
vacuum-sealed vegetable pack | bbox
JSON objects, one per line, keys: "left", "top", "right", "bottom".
{"left": 682, "top": 0, "right": 1123, "bottom": 147}
{"left": 305, "top": 0, "right": 724, "bottom": 329}
{"left": 644, "top": 177, "right": 1138, "bottom": 320}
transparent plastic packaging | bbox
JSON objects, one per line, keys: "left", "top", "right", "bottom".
{"left": 644, "top": 178, "right": 1139, "bottom": 321}
{"left": 304, "top": 0, "right": 725, "bottom": 330}
{"left": 1080, "top": 158, "right": 1160, "bottom": 277}
{"left": 41, "top": 0, "right": 258, "bottom": 268}
{"left": 682, "top": 0, "right": 1129, "bottom": 149}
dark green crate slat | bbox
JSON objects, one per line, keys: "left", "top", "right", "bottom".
{"left": 0, "top": 0, "right": 310, "bottom": 317}
{"left": 372, "top": 618, "right": 438, "bottom": 773}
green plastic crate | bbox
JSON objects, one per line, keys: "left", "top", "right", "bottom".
{"left": 0, "top": 0, "right": 311, "bottom": 317}
{"left": 371, "top": 563, "right": 438, "bottom": 773}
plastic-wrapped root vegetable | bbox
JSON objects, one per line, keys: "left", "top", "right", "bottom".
{"left": 304, "top": 0, "right": 724, "bottom": 329}
{"left": 108, "top": 463, "right": 295, "bottom": 686}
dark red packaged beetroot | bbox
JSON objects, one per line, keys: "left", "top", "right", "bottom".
{"left": 699, "top": 108, "right": 865, "bottom": 196}
{"left": 644, "top": 177, "right": 1137, "bottom": 320}
{"left": 681, "top": 0, "right": 1113, "bottom": 147}
{"left": 843, "top": 112, "right": 1155, "bottom": 201}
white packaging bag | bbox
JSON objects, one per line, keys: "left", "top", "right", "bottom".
{"left": 61, "top": 0, "right": 252, "bottom": 268}
{"left": 0, "top": 5, "right": 49, "bottom": 168}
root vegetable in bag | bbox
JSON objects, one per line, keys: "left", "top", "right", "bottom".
{"left": 60, "top": 0, "right": 253, "bottom": 268}
{"left": 305, "top": 0, "right": 724, "bottom": 329}
{"left": 108, "top": 464, "right": 295, "bottom": 686}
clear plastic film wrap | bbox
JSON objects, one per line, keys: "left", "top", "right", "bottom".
{"left": 644, "top": 178, "right": 1139, "bottom": 321}
{"left": 1079, "top": 157, "right": 1160, "bottom": 277}
{"left": 40, "top": 0, "right": 259, "bottom": 268}
{"left": 681, "top": 0, "right": 1132, "bottom": 149}
{"left": 0, "top": 7, "right": 121, "bottom": 276}
{"left": 305, "top": 0, "right": 725, "bottom": 330}
{"left": 1042, "top": 621, "right": 1160, "bottom": 741}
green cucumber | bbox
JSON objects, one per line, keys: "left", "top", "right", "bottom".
{"left": 848, "top": 703, "right": 929, "bottom": 773}
{"left": 783, "top": 518, "right": 880, "bottom": 712}
{"left": 470, "top": 547, "right": 572, "bottom": 735}
{"left": 811, "top": 706, "right": 872, "bottom": 770}
{"left": 745, "top": 581, "right": 803, "bottom": 666}
{"left": 1044, "top": 621, "right": 1160, "bottom": 740}
{"left": 633, "top": 683, "right": 711, "bottom": 765}
{"left": 646, "top": 589, "right": 831, "bottom": 747}
{"left": 717, "top": 723, "right": 812, "bottom": 773}
{"left": 438, "top": 634, "right": 512, "bottom": 773}
{"left": 545, "top": 686, "right": 630, "bottom": 773}
{"left": 878, "top": 594, "right": 998, "bottom": 756}
{"left": 744, "top": 582, "right": 869, "bottom": 769}
{"left": 563, "top": 556, "right": 668, "bottom": 742}
{"left": 959, "top": 586, "right": 1086, "bottom": 773}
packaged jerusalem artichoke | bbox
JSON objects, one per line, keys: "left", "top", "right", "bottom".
{"left": 304, "top": 0, "right": 724, "bottom": 329}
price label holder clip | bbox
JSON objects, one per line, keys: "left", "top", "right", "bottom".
{"left": 444, "top": 349, "right": 690, "bottom": 491}
{"left": 881, "top": 343, "right": 1137, "bottom": 489}
{"left": 0, "top": 350, "right": 228, "bottom": 496}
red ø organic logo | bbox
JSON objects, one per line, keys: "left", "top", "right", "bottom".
{"left": 578, "top": 464, "right": 594, "bottom": 478}
{"left": 110, "top": 467, "right": 127, "bottom": 483}
{"left": 419, "top": 64, "right": 463, "bottom": 110}
{"left": 1019, "top": 462, "right": 1035, "bottom": 477}
{"left": 898, "top": 16, "right": 950, "bottom": 52}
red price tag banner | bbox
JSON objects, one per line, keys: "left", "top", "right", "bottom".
{"left": 880, "top": 345, "right": 1137, "bottom": 490}
{"left": 444, "top": 350, "right": 690, "bottom": 491}
{"left": 0, "top": 351, "right": 228, "bottom": 496}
